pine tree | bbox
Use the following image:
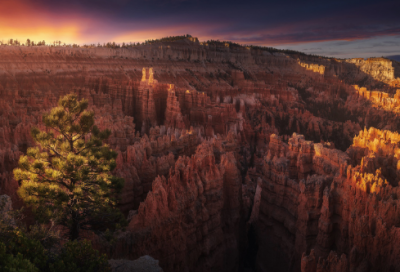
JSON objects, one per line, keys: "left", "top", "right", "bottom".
{"left": 14, "top": 94, "right": 125, "bottom": 240}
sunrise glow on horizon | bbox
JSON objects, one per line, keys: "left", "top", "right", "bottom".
{"left": 0, "top": 0, "right": 399, "bottom": 59}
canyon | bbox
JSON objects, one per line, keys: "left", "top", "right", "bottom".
{"left": 0, "top": 38, "right": 400, "bottom": 271}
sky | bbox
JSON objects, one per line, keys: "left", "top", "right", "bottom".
{"left": 0, "top": 0, "right": 399, "bottom": 59}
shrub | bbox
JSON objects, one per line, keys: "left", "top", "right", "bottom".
{"left": 49, "top": 240, "right": 110, "bottom": 272}
{"left": 0, "top": 227, "right": 110, "bottom": 272}
{"left": 0, "top": 242, "right": 39, "bottom": 272}
{"left": 0, "top": 234, "right": 43, "bottom": 272}
{"left": 2, "top": 229, "right": 48, "bottom": 270}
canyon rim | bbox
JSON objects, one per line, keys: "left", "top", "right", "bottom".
{"left": 0, "top": 37, "right": 399, "bottom": 271}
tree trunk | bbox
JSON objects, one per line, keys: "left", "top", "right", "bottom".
{"left": 70, "top": 211, "right": 80, "bottom": 240}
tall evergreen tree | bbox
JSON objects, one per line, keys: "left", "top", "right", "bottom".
{"left": 14, "top": 94, "right": 124, "bottom": 240}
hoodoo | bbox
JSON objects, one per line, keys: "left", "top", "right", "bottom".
{"left": 0, "top": 38, "right": 400, "bottom": 271}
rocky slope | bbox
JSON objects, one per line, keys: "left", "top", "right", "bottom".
{"left": 0, "top": 39, "right": 400, "bottom": 271}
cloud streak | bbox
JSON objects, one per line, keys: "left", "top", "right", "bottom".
{"left": 0, "top": 0, "right": 399, "bottom": 57}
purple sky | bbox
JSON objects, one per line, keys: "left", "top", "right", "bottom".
{"left": 1, "top": 0, "right": 399, "bottom": 59}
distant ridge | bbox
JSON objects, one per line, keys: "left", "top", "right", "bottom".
{"left": 144, "top": 34, "right": 336, "bottom": 60}
{"left": 1, "top": 34, "right": 398, "bottom": 62}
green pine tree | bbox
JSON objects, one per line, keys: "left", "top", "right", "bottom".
{"left": 14, "top": 93, "right": 125, "bottom": 240}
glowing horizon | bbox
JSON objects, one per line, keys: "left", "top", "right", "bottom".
{"left": 0, "top": 0, "right": 399, "bottom": 59}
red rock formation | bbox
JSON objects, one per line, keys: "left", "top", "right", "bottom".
{"left": 1, "top": 42, "right": 400, "bottom": 272}
{"left": 255, "top": 131, "right": 400, "bottom": 272}
{"left": 346, "top": 57, "right": 396, "bottom": 84}
{"left": 110, "top": 142, "right": 243, "bottom": 272}
{"left": 164, "top": 84, "right": 185, "bottom": 129}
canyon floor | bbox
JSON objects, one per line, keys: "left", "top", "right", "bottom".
{"left": 1, "top": 38, "right": 400, "bottom": 272}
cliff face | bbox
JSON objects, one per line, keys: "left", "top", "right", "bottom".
{"left": 1, "top": 41, "right": 400, "bottom": 272}
{"left": 255, "top": 134, "right": 349, "bottom": 271}
{"left": 112, "top": 142, "right": 243, "bottom": 272}
{"left": 346, "top": 57, "right": 396, "bottom": 83}
{"left": 297, "top": 128, "right": 400, "bottom": 272}
{"left": 253, "top": 130, "right": 400, "bottom": 272}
